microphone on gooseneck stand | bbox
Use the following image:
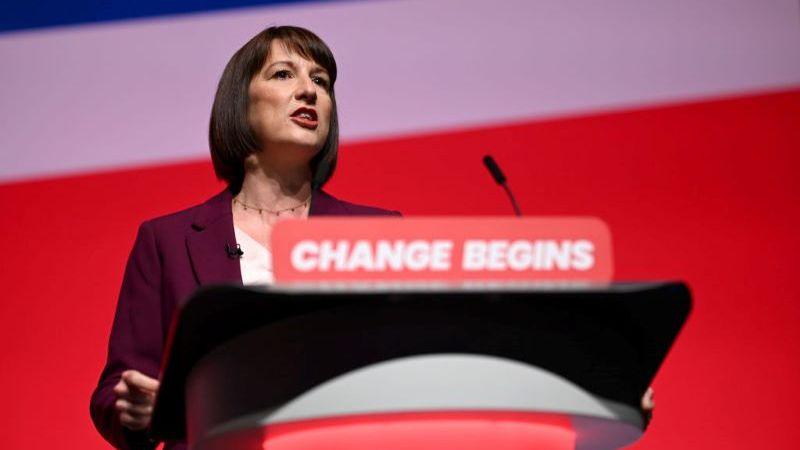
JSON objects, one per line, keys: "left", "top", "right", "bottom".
{"left": 482, "top": 155, "right": 522, "bottom": 217}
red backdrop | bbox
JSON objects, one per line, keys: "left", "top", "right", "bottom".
{"left": 0, "top": 88, "right": 798, "bottom": 449}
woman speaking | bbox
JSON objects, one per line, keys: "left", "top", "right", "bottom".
{"left": 90, "top": 26, "right": 399, "bottom": 450}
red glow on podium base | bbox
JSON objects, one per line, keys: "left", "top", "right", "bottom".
{"left": 259, "top": 412, "right": 576, "bottom": 450}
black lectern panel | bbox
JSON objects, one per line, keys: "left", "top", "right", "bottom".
{"left": 151, "top": 282, "right": 690, "bottom": 441}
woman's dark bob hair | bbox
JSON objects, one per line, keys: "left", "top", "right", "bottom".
{"left": 209, "top": 26, "right": 338, "bottom": 192}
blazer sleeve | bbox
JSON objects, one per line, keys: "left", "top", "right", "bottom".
{"left": 90, "top": 221, "right": 164, "bottom": 450}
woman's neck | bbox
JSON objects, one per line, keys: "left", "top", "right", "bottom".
{"left": 237, "top": 155, "right": 313, "bottom": 209}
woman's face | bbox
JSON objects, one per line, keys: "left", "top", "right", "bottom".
{"left": 247, "top": 40, "right": 333, "bottom": 163}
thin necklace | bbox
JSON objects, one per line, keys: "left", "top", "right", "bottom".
{"left": 233, "top": 195, "right": 311, "bottom": 216}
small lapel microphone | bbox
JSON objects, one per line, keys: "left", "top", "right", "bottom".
{"left": 226, "top": 243, "right": 244, "bottom": 259}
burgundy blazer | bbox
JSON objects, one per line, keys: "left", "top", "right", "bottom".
{"left": 90, "top": 189, "right": 400, "bottom": 450}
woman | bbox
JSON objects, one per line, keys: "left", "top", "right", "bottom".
{"left": 90, "top": 26, "right": 399, "bottom": 450}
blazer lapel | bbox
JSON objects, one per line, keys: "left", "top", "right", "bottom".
{"left": 309, "top": 189, "right": 348, "bottom": 216}
{"left": 185, "top": 188, "right": 343, "bottom": 285}
{"left": 186, "top": 189, "right": 242, "bottom": 285}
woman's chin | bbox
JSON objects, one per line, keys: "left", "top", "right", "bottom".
{"left": 253, "top": 142, "right": 321, "bottom": 169}
{"left": 279, "top": 133, "right": 325, "bottom": 152}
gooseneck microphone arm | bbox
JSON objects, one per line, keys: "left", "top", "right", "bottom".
{"left": 482, "top": 155, "right": 522, "bottom": 217}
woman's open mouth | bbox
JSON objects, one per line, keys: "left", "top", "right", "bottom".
{"left": 290, "top": 107, "right": 318, "bottom": 129}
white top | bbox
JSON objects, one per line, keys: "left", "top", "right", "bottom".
{"left": 233, "top": 225, "right": 274, "bottom": 285}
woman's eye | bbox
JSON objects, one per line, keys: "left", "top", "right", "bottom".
{"left": 274, "top": 70, "right": 292, "bottom": 79}
{"left": 313, "top": 76, "right": 329, "bottom": 88}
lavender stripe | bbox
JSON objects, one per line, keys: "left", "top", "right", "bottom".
{"left": 1, "top": 0, "right": 798, "bottom": 181}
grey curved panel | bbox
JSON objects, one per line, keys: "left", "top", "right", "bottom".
{"left": 203, "top": 354, "right": 643, "bottom": 449}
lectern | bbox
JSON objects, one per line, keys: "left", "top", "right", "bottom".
{"left": 150, "top": 282, "right": 690, "bottom": 450}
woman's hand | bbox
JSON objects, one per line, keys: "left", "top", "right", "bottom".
{"left": 641, "top": 387, "right": 655, "bottom": 413}
{"left": 113, "top": 370, "right": 160, "bottom": 431}
{"left": 640, "top": 387, "right": 655, "bottom": 426}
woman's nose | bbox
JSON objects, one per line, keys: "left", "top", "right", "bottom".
{"left": 294, "top": 76, "right": 317, "bottom": 103}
